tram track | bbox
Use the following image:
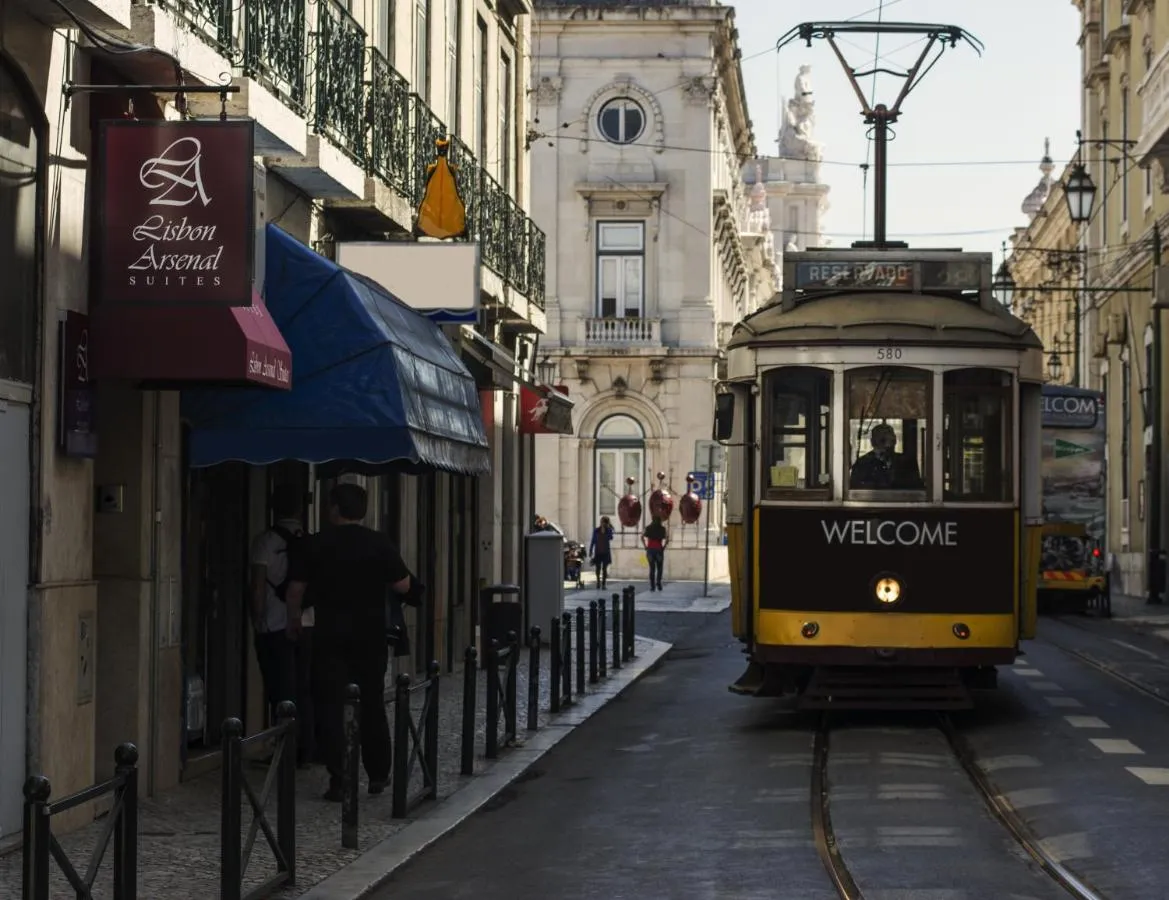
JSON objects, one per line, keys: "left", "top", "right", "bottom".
{"left": 810, "top": 713, "right": 1109, "bottom": 900}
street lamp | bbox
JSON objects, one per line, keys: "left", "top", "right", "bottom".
{"left": 1063, "top": 163, "right": 1098, "bottom": 224}
{"left": 992, "top": 263, "right": 1015, "bottom": 310}
{"left": 1047, "top": 349, "right": 1063, "bottom": 382}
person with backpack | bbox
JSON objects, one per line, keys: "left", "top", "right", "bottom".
{"left": 249, "top": 483, "right": 315, "bottom": 767}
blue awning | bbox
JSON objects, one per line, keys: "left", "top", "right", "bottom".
{"left": 182, "top": 225, "right": 491, "bottom": 474}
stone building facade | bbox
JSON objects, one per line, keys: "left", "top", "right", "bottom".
{"left": 0, "top": 0, "right": 543, "bottom": 839}
{"left": 528, "top": 0, "right": 793, "bottom": 581}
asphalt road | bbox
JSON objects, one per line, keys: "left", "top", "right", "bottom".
{"left": 371, "top": 610, "right": 1169, "bottom": 900}
{"left": 371, "top": 611, "right": 835, "bottom": 900}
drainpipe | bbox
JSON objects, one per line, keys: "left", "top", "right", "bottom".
{"left": 147, "top": 390, "right": 162, "bottom": 794}
{"left": 1149, "top": 222, "right": 1163, "bottom": 605}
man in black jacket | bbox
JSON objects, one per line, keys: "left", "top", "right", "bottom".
{"left": 285, "top": 483, "right": 420, "bottom": 801}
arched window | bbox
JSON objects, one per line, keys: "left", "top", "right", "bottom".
{"left": 0, "top": 56, "right": 40, "bottom": 385}
{"left": 594, "top": 414, "right": 645, "bottom": 524}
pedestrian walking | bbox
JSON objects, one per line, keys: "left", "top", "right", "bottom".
{"left": 249, "top": 484, "right": 315, "bottom": 767}
{"left": 284, "top": 483, "right": 422, "bottom": 801}
{"left": 589, "top": 516, "right": 615, "bottom": 589}
{"left": 642, "top": 515, "right": 668, "bottom": 591}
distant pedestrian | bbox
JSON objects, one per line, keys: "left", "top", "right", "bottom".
{"left": 589, "top": 516, "right": 615, "bottom": 589}
{"left": 249, "top": 484, "right": 315, "bottom": 767}
{"left": 642, "top": 515, "right": 668, "bottom": 591}
{"left": 284, "top": 483, "right": 422, "bottom": 801}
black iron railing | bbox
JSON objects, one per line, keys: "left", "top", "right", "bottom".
{"left": 367, "top": 49, "right": 413, "bottom": 193}
{"left": 478, "top": 171, "right": 510, "bottom": 284}
{"left": 505, "top": 193, "right": 530, "bottom": 296}
{"left": 485, "top": 632, "right": 519, "bottom": 758}
{"left": 220, "top": 704, "right": 297, "bottom": 900}
{"left": 312, "top": 0, "right": 367, "bottom": 162}
{"left": 243, "top": 0, "right": 308, "bottom": 114}
{"left": 391, "top": 662, "right": 441, "bottom": 818}
{"left": 449, "top": 135, "right": 483, "bottom": 244}
{"left": 152, "top": 0, "right": 233, "bottom": 56}
{"left": 23, "top": 744, "right": 139, "bottom": 900}
{"left": 528, "top": 221, "right": 547, "bottom": 311}
{"left": 410, "top": 95, "right": 449, "bottom": 207}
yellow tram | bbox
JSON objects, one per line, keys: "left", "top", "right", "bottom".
{"left": 715, "top": 248, "right": 1045, "bottom": 709}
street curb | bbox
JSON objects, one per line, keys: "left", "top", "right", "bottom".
{"left": 298, "top": 636, "right": 674, "bottom": 900}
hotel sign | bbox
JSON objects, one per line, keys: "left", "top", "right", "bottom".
{"left": 95, "top": 119, "right": 255, "bottom": 306}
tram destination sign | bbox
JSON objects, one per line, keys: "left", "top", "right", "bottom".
{"left": 793, "top": 259, "right": 982, "bottom": 292}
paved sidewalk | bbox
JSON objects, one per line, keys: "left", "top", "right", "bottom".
{"left": 563, "top": 578, "right": 731, "bottom": 615}
{"left": 0, "top": 626, "right": 670, "bottom": 900}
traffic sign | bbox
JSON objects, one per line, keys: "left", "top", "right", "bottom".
{"left": 688, "top": 471, "right": 716, "bottom": 500}
{"left": 693, "top": 440, "right": 726, "bottom": 473}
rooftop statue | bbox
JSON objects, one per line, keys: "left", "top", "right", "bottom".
{"left": 779, "top": 65, "right": 822, "bottom": 162}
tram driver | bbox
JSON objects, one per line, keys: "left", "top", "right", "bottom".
{"left": 848, "top": 423, "right": 925, "bottom": 491}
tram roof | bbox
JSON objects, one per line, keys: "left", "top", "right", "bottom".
{"left": 729, "top": 249, "right": 1041, "bottom": 352}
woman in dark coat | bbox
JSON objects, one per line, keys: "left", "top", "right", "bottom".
{"left": 589, "top": 516, "right": 615, "bottom": 589}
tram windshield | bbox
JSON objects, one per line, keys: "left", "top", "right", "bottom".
{"left": 847, "top": 367, "right": 929, "bottom": 497}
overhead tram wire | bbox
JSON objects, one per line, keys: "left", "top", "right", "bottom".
{"left": 860, "top": 0, "right": 888, "bottom": 241}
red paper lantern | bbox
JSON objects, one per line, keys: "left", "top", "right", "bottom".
{"left": 680, "top": 475, "right": 703, "bottom": 524}
{"left": 649, "top": 471, "right": 674, "bottom": 520}
{"left": 617, "top": 476, "right": 642, "bottom": 528}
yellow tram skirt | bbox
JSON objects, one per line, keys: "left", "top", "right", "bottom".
{"left": 756, "top": 611, "right": 1018, "bottom": 649}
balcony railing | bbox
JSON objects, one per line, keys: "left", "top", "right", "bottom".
{"left": 312, "top": 0, "right": 366, "bottom": 162}
{"left": 367, "top": 50, "right": 412, "bottom": 194}
{"left": 582, "top": 317, "right": 660, "bottom": 346}
{"left": 243, "top": 0, "right": 308, "bottom": 114}
{"left": 133, "top": 0, "right": 546, "bottom": 307}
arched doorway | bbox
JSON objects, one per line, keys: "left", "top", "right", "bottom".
{"left": 594, "top": 414, "right": 645, "bottom": 525}
{"left": 0, "top": 51, "right": 42, "bottom": 837}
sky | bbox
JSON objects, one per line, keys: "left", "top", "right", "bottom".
{"left": 730, "top": 0, "right": 1083, "bottom": 262}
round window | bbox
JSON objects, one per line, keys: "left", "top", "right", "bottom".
{"left": 597, "top": 98, "right": 646, "bottom": 145}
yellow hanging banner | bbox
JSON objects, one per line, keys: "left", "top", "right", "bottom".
{"left": 414, "top": 137, "right": 467, "bottom": 240}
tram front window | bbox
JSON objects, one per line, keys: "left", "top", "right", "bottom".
{"left": 943, "top": 368, "right": 1012, "bottom": 501}
{"left": 847, "top": 367, "right": 929, "bottom": 497}
{"left": 764, "top": 366, "right": 831, "bottom": 496}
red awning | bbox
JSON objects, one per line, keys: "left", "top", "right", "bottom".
{"left": 91, "top": 291, "right": 291, "bottom": 389}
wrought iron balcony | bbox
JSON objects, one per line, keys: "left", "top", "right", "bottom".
{"left": 149, "top": 0, "right": 233, "bottom": 55}
{"left": 243, "top": 0, "right": 308, "bottom": 115}
{"left": 311, "top": 0, "right": 366, "bottom": 162}
{"left": 527, "top": 223, "right": 547, "bottom": 311}
{"left": 367, "top": 50, "right": 412, "bottom": 194}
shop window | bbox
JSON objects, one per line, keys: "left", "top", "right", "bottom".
{"left": 942, "top": 368, "right": 1013, "bottom": 502}
{"left": 595, "top": 414, "right": 644, "bottom": 524}
{"left": 763, "top": 366, "right": 831, "bottom": 497}
{"left": 846, "top": 366, "right": 930, "bottom": 499}
{"left": 0, "top": 58, "right": 40, "bottom": 385}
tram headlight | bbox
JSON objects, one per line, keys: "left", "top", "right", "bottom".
{"left": 800, "top": 621, "right": 819, "bottom": 639}
{"left": 953, "top": 623, "right": 971, "bottom": 640}
{"left": 874, "top": 576, "right": 902, "bottom": 605}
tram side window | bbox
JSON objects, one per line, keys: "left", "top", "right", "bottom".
{"left": 846, "top": 367, "right": 929, "bottom": 497}
{"left": 943, "top": 368, "right": 1012, "bottom": 502}
{"left": 764, "top": 367, "right": 831, "bottom": 496}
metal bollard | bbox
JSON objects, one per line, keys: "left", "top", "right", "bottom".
{"left": 342, "top": 685, "right": 361, "bottom": 849}
{"left": 575, "top": 606, "right": 586, "bottom": 690}
{"left": 505, "top": 631, "right": 519, "bottom": 739}
{"left": 461, "top": 647, "right": 477, "bottom": 775}
{"left": 589, "top": 601, "right": 599, "bottom": 685}
{"left": 598, "top": 597, "right": 608, "bottom": 678}
{"left": 527, "top": 626, "right": 541, "bottom": 731}
{"left": 274, "top": 702, "right": 297, "bottom": 883}
{"left": 219, "top": 717, "right": 243, "bottom": 899}
{"left": 113, "top": 742, "right": 140, "bottom": 900}
{"left": 625, "top": 585, "right": 637, "bottom": 660}
{"left": 612, "top": 592, "right": 622, "bottom": 671}
{"left": 392, "top": 674, "right": 411, "bottom": 818}
{"left": 562, "top": 612, "right": 574, "bottom": 702}
{"left": 23, "top": 775, "right": 52, "bottom": 900}
{"left": 486, "top": 639, "right": 500, "bottom": 759}
{"left": 550, "top": 618, "right": 562, "bottom": 714}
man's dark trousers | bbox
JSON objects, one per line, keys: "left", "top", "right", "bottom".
{"left": 254, "top": 632, "right": 295, "bottom": 721}
{"left": 317, "top": 641, "right": 392, "bottom": 784}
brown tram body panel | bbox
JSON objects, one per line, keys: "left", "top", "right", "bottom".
{"left": 757, "top": 506, "right": 1016, "bottom": 615}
